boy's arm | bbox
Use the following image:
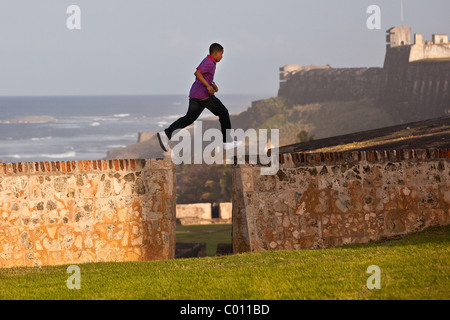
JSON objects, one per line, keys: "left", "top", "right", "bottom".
{"left": 194, "top": 69, "right": 216, "bottom": 95}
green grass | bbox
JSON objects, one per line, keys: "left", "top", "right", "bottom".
{"left": 312, "top": 125, "right": 450, "bottom": 153}
{"left": 176, "top": 224, "right": 232, "bottom": 257}
{"left": 263, "top": 99, "right": 397, "bottom": 146}
{"left": 0, "top": 225, "right": 448, "bottom": 300}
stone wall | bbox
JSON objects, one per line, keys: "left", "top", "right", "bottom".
{"left": 0, "top": 158, "right": 177, "bottom": 268}
{"left": 176, "top": 202, "right": 232, "bottom": 225}
{"left": 176, "top": 203, "right": 212, "bottom": 225}
{"left": 232, "top": 148, "right": 450, "bottom": 253}
{"left": 219, "top": 202, "right": 232, "bottom": 220}
{"left": 410, "top": 41, "right": 450, "bottom": 61}
{"left": 383, "top": 59, "right": 450, "bottom": 118}
{"left": 278, "top": 67, "right": 385, "bottom": 106}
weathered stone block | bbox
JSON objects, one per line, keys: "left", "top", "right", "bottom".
{"left": 342, "top": 213, "right": 366, "bottom": 236}
{"left": 1, "top": 176, "right": 29, "bottom": 200}
{"left": 253, "top": 169, "right": 277, "bottom": 192}
{"left": 73, "top": 249, "right": 96, "bottom": 264}
{"left": 364, "top": 212, "right": 386, "bottom": 240}
{"left": 76, "top": 174, "right": 99, "bottom": 198}
{"left": 385, "top": 210, "right": 407, "bottom": 235}
{"left": 417, "top": 185, "right": 440, "bottom": 209}
{"left": 48, "top": 250, "right": 73, "bottom": 265}
{"left": 322, "top": 214, "right": 344, "bottom": 237}
{"left": 423, "top": 209, "right": 448, "bottom": 227}
{"left": 94, "top": 198, "right": 119, "bottom": 224}
{"left": 297, "top": 211, "right": 321, "bottom": 238}
{"left": 24, "top": 250, "right": 47, "bottom": 267}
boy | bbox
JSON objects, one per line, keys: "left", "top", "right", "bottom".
{"left": 157, "top": 43, "right": 242, "bottom": 152}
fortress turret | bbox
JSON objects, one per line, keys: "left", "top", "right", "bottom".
{"left": 385, "top": 26, "right": 450, "bottom": 64}
{"left": 386, "top": 26, "right": 412, "bottom": 48}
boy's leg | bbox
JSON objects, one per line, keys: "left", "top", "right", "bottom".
{"left": 164, "top": 99, "right": 205, "bottom": 140}
{"left": 201, "top": 96, "right": 232, "bottom": 143}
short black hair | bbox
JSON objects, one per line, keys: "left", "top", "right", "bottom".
{"left": 209, "top": 43, "right": 223, "bottom": 54}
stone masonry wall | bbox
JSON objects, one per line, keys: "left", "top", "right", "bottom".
{"left": 278, "top": 67, "right": 385, "bottom": 106}
{"left": 232, "top": 149, "right": 450, "bottom": 253}
{"left": 0, "top": 158, "right": 177, "bottom": 268}
{"left": 176, "top": 202, "right": 232, "bottom": 225}
{"left": 176, "top": 203, "right": 212, "bottom": 225}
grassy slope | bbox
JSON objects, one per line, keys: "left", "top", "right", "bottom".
{"left": 264, "top": 100, "right": 396, "bottom": 147}
{"left": 311, "top": 124, "right": 450, "bottom": 153}
{"left": 0, "top": 225, "right": 448, "bottom": 300}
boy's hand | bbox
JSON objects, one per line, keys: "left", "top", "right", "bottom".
{"left": 212, "top": 82, "right": 219, "bottom": 93}
{"left": 207, "top": 85, "right": 216, "bottom": 95}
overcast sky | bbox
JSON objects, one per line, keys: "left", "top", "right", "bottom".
{"left": 0, "top": 0, "right": 449, "bottom": 97}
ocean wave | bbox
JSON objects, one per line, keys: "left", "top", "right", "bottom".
{"left": 31, "top": 136, "right": 53, "bottom": 141}
{"left": 4, "top": 151, "right": 75, "bottom": 160}
{"left": 48, "top": 123, "right": 81, "bottom": 129}
{"left": 114, "top": 113, "right": 130, "bottom": 118}
{"left": 6, "top": 154, "right": 23, "bottom": 159}
{"left": 90, "top": 122, "right": 101, "bottom": 127}
{"left": 40, "top": 151, "right": 77, "bottom": 159}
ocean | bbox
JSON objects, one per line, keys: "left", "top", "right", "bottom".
{"left": 0, "top": 94, "right": 268, "bottom": 163}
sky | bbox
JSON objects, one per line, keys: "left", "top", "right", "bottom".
{"left": 0, "top": 0, "right": 449, "bottom": 97}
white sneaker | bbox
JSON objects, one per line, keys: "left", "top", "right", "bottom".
{"left": 157, "top": 130, "right": 170, "bottom": 152}
{"left": 223, "top": 140, "right": 243, "bottom": 150}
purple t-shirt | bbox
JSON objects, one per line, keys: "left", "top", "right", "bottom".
{"left": 189, "top": 55, "right": 216, "bottom": 99}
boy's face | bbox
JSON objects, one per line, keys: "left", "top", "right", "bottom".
{"left": 211, "top": 50, "right": 224, "bottom": 63}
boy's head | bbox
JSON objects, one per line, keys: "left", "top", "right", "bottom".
{"left": 209, "top": 43, "right": 224, "bottom": 63}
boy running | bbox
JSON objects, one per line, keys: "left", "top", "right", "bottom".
{"left": 157, "top": 43, "right": 242, "bottom": 152}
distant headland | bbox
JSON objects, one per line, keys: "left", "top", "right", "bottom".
{"left": 0, "top": 116, "right": 57, "bottom": 124}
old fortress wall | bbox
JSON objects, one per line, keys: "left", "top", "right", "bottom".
{"left": 278, "top": 27, "right": 450, "bottom": 119}
{"left": 0, "top": 159, "right": 176, "bottom": 268}
{"left": 232, "top": 148, "right": 450, "bottom": 253}
{"left": 2, "top": 150, "right": 447, "bottom": 267}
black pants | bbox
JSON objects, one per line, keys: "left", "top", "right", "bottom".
{"left": 164, "top": 95, "right": 232, "bottom": 143}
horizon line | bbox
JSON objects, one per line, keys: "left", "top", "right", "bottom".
{"left": 0, "top": 93, "right": 274, "bottom": 98}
